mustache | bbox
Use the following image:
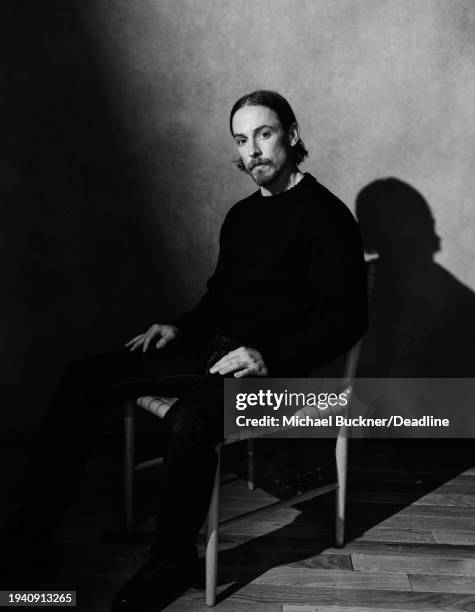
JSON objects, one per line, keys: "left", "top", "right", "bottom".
{"left": 248, "top": 159, "right": 272, "bottom": 171}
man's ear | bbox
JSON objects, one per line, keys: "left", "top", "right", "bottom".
{"left": 288, "top": 122, "right": 299, "bottom": 147}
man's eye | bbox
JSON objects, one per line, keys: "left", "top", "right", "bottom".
{"left": 236, "top": 139, "right": 246, "bottom": 146}
{"left": 259, "top": 131, "right": 271, "bottom": 139}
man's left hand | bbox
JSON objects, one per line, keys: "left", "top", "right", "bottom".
{"left": 209, "top": 346, "right": 268, "bottom": 377}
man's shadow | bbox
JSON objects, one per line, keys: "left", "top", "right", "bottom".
{"left": 356, "top": 177, "right": 475, "bottom": 377}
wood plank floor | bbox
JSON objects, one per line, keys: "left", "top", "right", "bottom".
{"left": 1, "top": 436, "right": 475, "bottom": 611}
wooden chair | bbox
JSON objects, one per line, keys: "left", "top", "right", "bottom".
{"left": 123, "top": 339, "right": 361, "bottom": 606}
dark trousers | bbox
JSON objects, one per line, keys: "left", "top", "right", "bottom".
{"left": 19, "top": 330, "right": 241, "bottom": 567}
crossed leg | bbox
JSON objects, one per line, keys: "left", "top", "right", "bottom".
{"left": 18, "top": 334, "right": 218, "bottom": 532}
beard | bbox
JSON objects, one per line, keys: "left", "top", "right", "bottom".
{"left": 248, "top": 161, "right": 277, "bottom": 186}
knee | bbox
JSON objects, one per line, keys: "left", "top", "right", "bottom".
{"left": 58, "top": 357, "right": 102, "bottom": 399}
{"left": 61, "top": 358, "right": 91, "bottom": 384}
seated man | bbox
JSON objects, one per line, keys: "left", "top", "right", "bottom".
{"left": 1, "top": 90, "right": 367, "bottom": 611}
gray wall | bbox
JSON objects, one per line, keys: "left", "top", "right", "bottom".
{"left": 2, "top": 0, "right": 475, "bottom": 431}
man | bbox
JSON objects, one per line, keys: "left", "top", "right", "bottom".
{"left": 1, "top": 91, "right": 367, "bottom": 610}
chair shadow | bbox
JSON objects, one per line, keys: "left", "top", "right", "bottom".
{"left": 124, "top": 434, "right": 474, "bottom": 605}
{"left": 210, "top": 437, "right": 474, "bottom": 603}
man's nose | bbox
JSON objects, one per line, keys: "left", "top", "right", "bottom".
{"left": 248, "top": 140, "right": 261, "bottom": 158}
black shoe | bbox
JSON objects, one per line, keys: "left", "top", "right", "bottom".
{"left": 111, "top": 558, "right": 198, "bottom": 611}
{"left": 0, "top": 525, "right": 57, "bottom": 577}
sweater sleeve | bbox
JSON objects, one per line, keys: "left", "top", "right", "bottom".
{"left": 170, "top": 212, "right": 229, "bottom": 334}
{"left": 256, "top": 207, "right": 368, "bottom": 375}
{"left": 169, "top": 287, "right": 216, "bottom": 334}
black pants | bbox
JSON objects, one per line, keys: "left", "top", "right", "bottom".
{"left": 18, "top": 330, "right": 241, "bottom": 567}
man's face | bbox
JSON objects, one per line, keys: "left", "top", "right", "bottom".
{"left": 231, "top": 105, "right": 294, "bottom": 187}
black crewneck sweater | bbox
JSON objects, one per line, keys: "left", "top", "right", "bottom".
{"left": 175, "top": 173, "right": 367, "bottom": 375}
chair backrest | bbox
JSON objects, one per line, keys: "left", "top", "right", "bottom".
{"left": 342, "top": 338, "right": 362, "bottom": 388}
{"left": 310, "top": 259, "right": 371, "bottom": 384}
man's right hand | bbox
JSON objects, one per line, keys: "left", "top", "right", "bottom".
{"left": 125, "top": 324, "right": 179, "bottom": 352}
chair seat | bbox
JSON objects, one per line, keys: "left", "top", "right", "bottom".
{"left": 136, "top": 395, "right": 178, "bottom": 418}
{"left": 136, "top": 395, "right": 258, "bottom": 445}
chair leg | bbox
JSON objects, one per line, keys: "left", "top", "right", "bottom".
{"left": 247, "top": 438, "right": 255, "bottom": 490}
{"left": 335, "top": 425, "right": 348, "bottom": 547}
{"left": 205, "top": 447, "right": 221, "bottom": 606}
{"left": 124, "top": 400, "right": 135, "bottom": 532}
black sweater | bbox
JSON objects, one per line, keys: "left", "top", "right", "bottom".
{"left": 174, "top": 173, "right": 367, "bottom": 375}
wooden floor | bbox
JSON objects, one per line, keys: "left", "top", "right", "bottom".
{"left": 1, "top": 435, "right": 475, "bottom": 612}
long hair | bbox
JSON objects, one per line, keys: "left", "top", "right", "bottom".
{"left": 229, "top": 90, "right": 309, "bottom": 171}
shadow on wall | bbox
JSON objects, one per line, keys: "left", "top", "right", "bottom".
{"left": 355, "top": 178, "right": 475, "bottom": 377}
